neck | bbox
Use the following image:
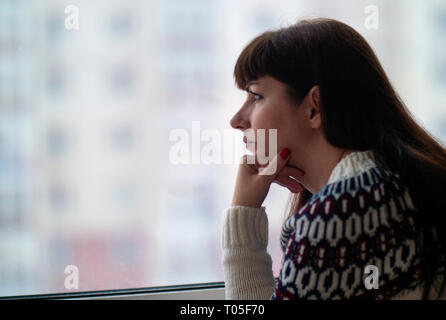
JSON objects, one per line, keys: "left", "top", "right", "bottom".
{"left": 290, "top": 146, "right": 353, "bottom": 194}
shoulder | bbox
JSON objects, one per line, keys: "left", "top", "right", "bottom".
{"left": 275, "top": 166, "right": 423, "bottom": 299}
{"left": 288, "top": 166, "right": 415, "bottom": 223}
{"left": 280, "top": 166, "right": 418, "bottom": 253}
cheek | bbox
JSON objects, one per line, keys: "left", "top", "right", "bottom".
{"left": 251, "top": 106, "right": 273, "bottom": 127}
{"left": 254, "top": 116, "right": 289, "bottom": 154}
{"left": 273, "top": 117, "right": 307, "bottom": 154}
{"left": 252, "top": 106, "right": 291, "bottom": 144}
{"left": 253, "top": 109, "right": 275, "bottom": 128}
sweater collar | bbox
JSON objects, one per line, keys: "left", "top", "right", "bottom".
{"left": 327, "top": 150, "right": 377, "bottom": 184}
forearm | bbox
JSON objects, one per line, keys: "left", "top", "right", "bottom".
{"left": 221, "top": 205, "right": 276, "bottom": 299}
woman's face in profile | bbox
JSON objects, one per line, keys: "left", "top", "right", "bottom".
{"left": 230, "top": 75, "right": 312, "bottom": 168}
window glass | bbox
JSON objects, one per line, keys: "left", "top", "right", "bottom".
{"left": 0, "top": 0, "right": 445, "bottom": 296}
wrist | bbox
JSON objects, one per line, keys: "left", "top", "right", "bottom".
{"left": 231, "top": 198, "right": 262, "bottom": 208}
{"left": 222, "top": 205, "right": 268, "bottom": 249}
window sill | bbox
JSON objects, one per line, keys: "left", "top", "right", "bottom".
{"left": 1, "top": 282, "right": 226, "bottom": 300}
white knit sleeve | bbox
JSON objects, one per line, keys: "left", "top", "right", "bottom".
{"left": 221, "top": 205, "right": 276, "bottom": 300}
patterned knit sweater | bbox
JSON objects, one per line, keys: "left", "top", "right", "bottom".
{"left": 221, "top": 150, "right": 443, "bottom": 300}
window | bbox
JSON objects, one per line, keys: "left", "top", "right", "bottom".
{"left": 0, "top": 0, "right": 445, "bottom": 298}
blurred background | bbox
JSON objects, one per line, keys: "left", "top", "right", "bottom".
{"left": 0, "top": 0, "right": 445, "bottom": 296}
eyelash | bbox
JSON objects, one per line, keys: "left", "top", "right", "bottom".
{"left": 247, "top": 89, "right": 262, "bottom": 102}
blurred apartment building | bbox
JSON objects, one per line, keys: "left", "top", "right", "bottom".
{"left": 0, "top": 0, "right": 445, "bottom": 296}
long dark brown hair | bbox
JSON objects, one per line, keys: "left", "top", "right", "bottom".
{"left": 233, "top": 18, "right": 446, "bottom": 299}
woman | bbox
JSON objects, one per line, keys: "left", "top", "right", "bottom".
{"left": 222, "top": 18, "right": 446, "bottom": 300}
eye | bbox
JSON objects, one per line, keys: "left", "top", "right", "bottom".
{"left": 247, "top": 89, "right": 262, "bottom": 102}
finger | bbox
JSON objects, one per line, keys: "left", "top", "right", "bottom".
{"left": 239, "top": 154, "right": 260, "bottom": 174}
{"left": 258, "top": 148, "right": 291, "bottom": 180}
{"left": 248, "top": 148, "right": 269, "bottom": 169}
{"left": 274, "top": 175, "right": 305, "bottom": 193}
{"left": 243, "top": 152, "right": 273, "bottom": 173}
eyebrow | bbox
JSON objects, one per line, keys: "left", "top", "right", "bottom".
{"left": 244, "top": 81, "right": 260, "bottom": 90}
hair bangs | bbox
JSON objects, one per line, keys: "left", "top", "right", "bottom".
{"left": 233, "top": 31, "right": 275, "bottom": 91}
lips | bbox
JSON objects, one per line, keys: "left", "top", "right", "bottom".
{"left": 243, "top": 137, "right": 254, "bottom": 145}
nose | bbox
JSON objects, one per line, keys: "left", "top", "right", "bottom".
{"left": 230, "top": 109, "right": 249, "bottom": 131}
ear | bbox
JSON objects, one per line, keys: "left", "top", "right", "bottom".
{"left": 307, "top": 85, "right": 322, "bottom": 128}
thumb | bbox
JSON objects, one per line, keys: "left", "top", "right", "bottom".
{"left": 258, "top": 148, "right": 290, "bottom": 179}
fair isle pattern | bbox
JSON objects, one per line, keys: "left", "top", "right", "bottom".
{"left": 272, "top": 166, "right": 423, "bottom": 300}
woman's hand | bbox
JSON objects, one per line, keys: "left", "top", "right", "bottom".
{"left": 231, "top": 148, "right": 305, "bottom": 207}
